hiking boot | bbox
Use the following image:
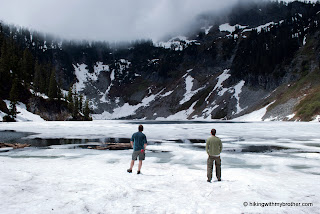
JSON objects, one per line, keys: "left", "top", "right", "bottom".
{"left": 137, "top": 171, "right": 141, "bottom": 174}
{"left": 217, "top": 178, "right": 221, "bottom": 181}
{"left": 207, "top": 179, "right": 211, "bottom": 183}
{"left": 127, "top": 169, "right": 132, "bottom": 173}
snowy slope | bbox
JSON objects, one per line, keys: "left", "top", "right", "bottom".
{"left": 234, "top": 102, "right": 274, "bottom": 121}
{"left": 2, "top": 101, "right": 44, "bottom": 122}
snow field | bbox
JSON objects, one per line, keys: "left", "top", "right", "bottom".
{"left": 1, "top": 121, "right": 320, "bottom": 213}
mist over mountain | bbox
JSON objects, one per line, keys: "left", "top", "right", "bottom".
{"left": 0, "top": 0, "right": 243, "bottom": 42}
{"left": 1, "top": 0, "right": 320, "bottom": 122}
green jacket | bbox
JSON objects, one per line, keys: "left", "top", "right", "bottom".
{"left": 206, "top": 136, "right": 222, "bottom": 156}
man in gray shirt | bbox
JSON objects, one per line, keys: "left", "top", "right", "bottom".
{"left": 206, "top": 128, "right": 222, "bottom": 182}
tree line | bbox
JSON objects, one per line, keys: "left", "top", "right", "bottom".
{"left": 0, "top": 23, "right": 92, "bottom": 121}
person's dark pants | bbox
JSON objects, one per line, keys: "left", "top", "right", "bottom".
{"left": 207, "top": 155, "right": 221, "bottom": 181}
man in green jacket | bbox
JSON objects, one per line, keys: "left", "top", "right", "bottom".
{"left": 206, "top": 129, "right": 222, "bottom": 182}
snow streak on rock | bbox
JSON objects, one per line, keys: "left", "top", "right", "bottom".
{"left": 232, "top": 80, "right": 246, "bottom": 115}
{"left": 180, "top": 70, "right": 206, "bottom": 105}
{"left": 206, "top": 69, "right": 231, "bottom": 103}
{"left": 100, "top": 70, "right": 115, "bottom": 104}
{"left": 201, "top": 25, "right": 213, "bottom": 35}
{"left": 157, "top": 101, "right": 198, "bottom": 120}
{"left": 93, "top": 90, "right": 164, "bottom": 120}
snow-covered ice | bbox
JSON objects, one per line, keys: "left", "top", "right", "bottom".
{"left": 0, "top": 120, "right": 319, "bottom": 214}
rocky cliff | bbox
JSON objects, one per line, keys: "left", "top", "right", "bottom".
{"left": 1, "top": 1, "right": 320, "bottom": 121}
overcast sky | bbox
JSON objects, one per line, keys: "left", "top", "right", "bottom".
{"left": 0, "top": 0, "right": 316, "bottom": 42}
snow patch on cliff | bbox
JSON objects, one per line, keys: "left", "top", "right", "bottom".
{"left": 155, "top": 36, "right": 200, "bottom": 51}
{"left": 156, "top": 101, "right": 197, "bottom": 120}
{"left": 232, "top": 80, "right": 246, "bottom": 115}
{"left": 219, "top": 23, "right": 247, "bottom": 33}
{"left": 100, "top": 70, "right": 115, "bottom": 104}
{"left": 180, "top": 72, "right": 206, "bottom": 105}
{"left": 93, "top": 90, "right": 164, "bottom": 119}
{"left": 2, "top": 100, "right": 44, "bottom": 122}
{"left": 74, "top": 62, "right": 109, "bottom": 93}
{"left": 234, "top": 102, "right": 274, "bottom": 121}
{"left": 206, "top": 69, "right": 231, "bottom": 103}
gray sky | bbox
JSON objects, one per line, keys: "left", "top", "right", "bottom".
{"left": 0, "top": 0, "right": 314, "bottom": 42}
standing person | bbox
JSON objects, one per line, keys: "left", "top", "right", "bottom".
{"left": 206, "top": 129, "right": 222, "bottom": 182}
{"left": 127, "top": 125, "right": 147, "bottom": 174}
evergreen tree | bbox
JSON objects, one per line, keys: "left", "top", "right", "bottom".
{"left": 67, "top": 86, "right": 74, "bottom": 112}
{"left": 79, "top": 94, "right": 83, "bottom": 112}
{"left": 33, "top": 61, "right": 41, "bottom": 93}
{"left": 48, "top": 68, "right": 58, "bottom": 99}
{"left": 8, "top": 78, "right": 19, "bottom": 119}
{"left": 73, "top": 92, "right": 79, "bottom": 118}
{"left": 39, "top": 65, "right": 47, "bottom": 94}
{"left": 57, "top": 77, "right": 63, "bottom": 101}
{"left": 83, "top": 99, "right": 91, "bottom": 121}
{"left": 0, "top": 39, "right": 12, "bottom": 98}
{"left": 21, "top": 48, "right": 34, "bottom": 84}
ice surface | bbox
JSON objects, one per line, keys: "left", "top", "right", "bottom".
{"left": 1, "top": 121, "right": 319, "bottom": 214}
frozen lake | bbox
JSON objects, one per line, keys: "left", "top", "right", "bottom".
{"left": 0, "top": 120, "right": 319, "bottom": 214}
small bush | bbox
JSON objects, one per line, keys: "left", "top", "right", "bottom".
{"left": 295, "top": 87, "right": 320, "bottom": 120}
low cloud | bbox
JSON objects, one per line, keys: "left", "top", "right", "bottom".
{"left": 0, "top": 0, "right": 315, "bottom": 42}
{"left": 0, "top": 0, "right": 240, "bottom": 42}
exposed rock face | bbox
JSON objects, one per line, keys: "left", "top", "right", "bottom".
{"left": 27, "top": 97, "right": 71, "bottom": 121}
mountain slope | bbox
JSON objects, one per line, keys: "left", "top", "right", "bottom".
{"left": 1, "top": 1, "right": 320, "bottom": 121}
